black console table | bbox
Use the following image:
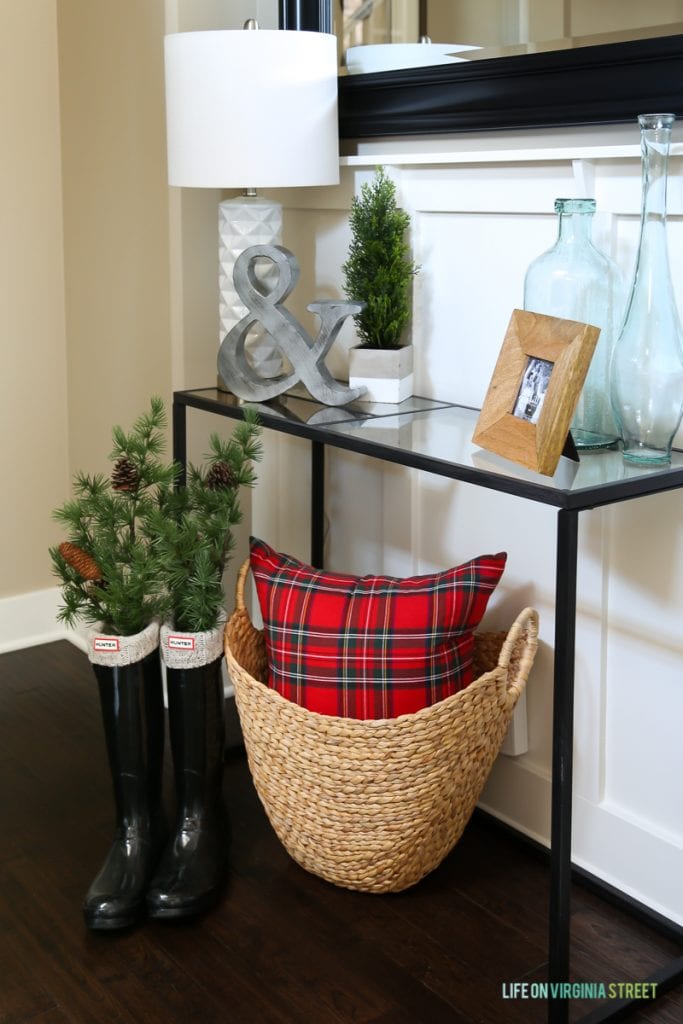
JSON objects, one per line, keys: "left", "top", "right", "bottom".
{"left": 173, "top": 386, "right": 683, "bottom": 1024}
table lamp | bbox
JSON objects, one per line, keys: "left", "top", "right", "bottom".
{"left": 164, "top": 23, "right": 340, "bottom": 384}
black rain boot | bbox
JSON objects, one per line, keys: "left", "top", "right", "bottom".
{"left": 146, "top": 657, "right": 230, "bottom": 919}
{"left": 83, "top": 650, "right": 167, "bottom": 930}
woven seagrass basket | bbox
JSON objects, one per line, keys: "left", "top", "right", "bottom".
{"left": 224, "top": 559, "right": 539, "bottom": 894}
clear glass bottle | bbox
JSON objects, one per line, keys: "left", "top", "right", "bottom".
{"left": 524, "top": 198, "right": 623, "bottom": 449}
{"left": 610, "top": 113, "right": 683, "bottom": 465}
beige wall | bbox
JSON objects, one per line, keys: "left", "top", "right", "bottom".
{"left": 0, "top": 0, "right": 277, "bottom": 610}
{"left": 428, "top": 0, "right": 683, "bottom": 46}
{"left": 570, "top": 0, "right": 683, "bottom": 35}
{"left": 57, "top": 0, "right": 173, "bottom": 477}
{"left": 0, "top": 1, "right": 69, "bottom": 598}
{"left": 428, "top": 0, "right": 518, "bottom": 47}
{"left": 2, "top": 0, "right": 176, "bottom": 601}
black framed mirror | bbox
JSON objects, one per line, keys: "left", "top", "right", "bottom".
{"left": 336, "top": 33, "right": 683, "bottom": 138}
{"left": 283, "top": 0, "right": 683, "bottom": 140}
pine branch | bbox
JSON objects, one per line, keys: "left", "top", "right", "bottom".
{"left": 153, "top": 413, "right": 262, "bottom": 633}
{"left": 52, "top": 401, "right": 261, "bottom": 637}
{"left": 50, "top": 398, "right": 175, "bottom": 636}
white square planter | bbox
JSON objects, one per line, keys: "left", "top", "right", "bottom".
{"left": 348, "top": 345, "right": 414, "bottom": 404}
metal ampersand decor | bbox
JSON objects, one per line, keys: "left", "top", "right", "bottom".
{"left": 218, "top": 244, "right": 366, "bottom": 406}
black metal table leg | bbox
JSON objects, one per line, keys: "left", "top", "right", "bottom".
{"left": 172, "top": 396, "right": 187, "bottom": 487}
{"left": 549, "top": 508, "right": 580, "bottom": 1024}
{"left": 311, "top": 440, "right": 325, "bottom": 568}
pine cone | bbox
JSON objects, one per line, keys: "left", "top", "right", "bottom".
{"left": 206, "top": 460, "right": 237, "bottom": 491}
{"left": 59, "top": 541, "right": 103, "bottom": 581}
{"left": 111, "top": 457, "right": 139, "bottom": 492}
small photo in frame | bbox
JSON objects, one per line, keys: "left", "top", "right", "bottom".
{"left": 472, "top": 309, "right": 600, "bottom": 476}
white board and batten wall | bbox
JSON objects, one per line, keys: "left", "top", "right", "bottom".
{"left": 251, "top": 122, "right": 683, "bottom": 926}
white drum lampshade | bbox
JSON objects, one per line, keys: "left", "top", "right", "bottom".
{"left": 164, "top": 29, "right": 340, "bottom": 189}
{"left": 164, "top": 28, "right": 341, "bottom": 377}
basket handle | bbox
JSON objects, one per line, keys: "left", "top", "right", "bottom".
{"left": 235, "top": 558, "right": 251, "bottom": 614}
{"left": 496, "top": 607, "right": 539, "bottom": 703}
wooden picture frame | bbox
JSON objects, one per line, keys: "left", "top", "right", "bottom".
{"left": 472, "top": 310, "right": 600, "bottom": 477}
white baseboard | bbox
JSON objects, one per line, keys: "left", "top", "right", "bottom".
{"left": 0, "top": 586, "right": 83, "bottom": 655}
{"left": 479, "top": 755, "right": 683, "bottom": 926}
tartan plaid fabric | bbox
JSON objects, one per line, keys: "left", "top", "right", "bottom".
{"left": 250, "top": 537, "right": 507, "bottom": 720}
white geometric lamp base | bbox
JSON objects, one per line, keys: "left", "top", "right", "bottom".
{"left": 218, "top": 194, "right": 283, "bottom": 389}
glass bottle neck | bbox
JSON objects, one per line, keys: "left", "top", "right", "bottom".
{"left": 620, "top": 116, "right": 678, "bottom": 330}
{"left": 556, "top": 211, "right": 593, "bottom": 246}
{"left": 640, "top": 126, "right": 671, "bottom": 223}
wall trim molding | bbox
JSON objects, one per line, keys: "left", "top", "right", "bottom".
{"left": 341, "top": 144, "right": 653, "bottom": 168}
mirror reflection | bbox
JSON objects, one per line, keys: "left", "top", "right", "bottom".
{"left": 340, "top": 0, "right": 683, "bottom": 73}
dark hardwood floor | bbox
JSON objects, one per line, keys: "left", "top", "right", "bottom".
{"left": 1, "top": 640, "right": 682, "bottom": 1024}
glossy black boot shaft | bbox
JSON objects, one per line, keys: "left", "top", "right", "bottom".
{"left": 147, "top": 658, "right": 229, "bottom": 919}
{"left": 83, "top": 651, "right": 166, "bottom": 930}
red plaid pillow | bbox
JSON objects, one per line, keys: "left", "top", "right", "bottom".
{"left": 249, "top": 537, "right": 507, "bottom": 720}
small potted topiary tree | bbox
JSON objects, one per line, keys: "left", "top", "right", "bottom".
{"left": 146, "top": 411, "right": 262, "bottom": 920}
{"left": 342, "top": 166, "right": 419, "bottom": 403}
{"left": 50, "top": 397, "right": 176, "bottom": 930}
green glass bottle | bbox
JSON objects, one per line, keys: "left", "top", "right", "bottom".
{"left": 524, "top": 198, "right": 623, "bottom": 449}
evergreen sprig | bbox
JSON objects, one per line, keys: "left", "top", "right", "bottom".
{"left": 342, "top": 167, "right": 418, "bottom": 349}
{"left": 150, "top": 410, "right": 262, "bottom": 634}
{"left": 50, "top": 397, "right": 177, "bottom": 636}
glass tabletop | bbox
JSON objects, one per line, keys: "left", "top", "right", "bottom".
{"left": 321, "top": 404, "right": 683, "bottom": 509}
{"left": 175, "top": 389, "right": 683, "bottom": 510}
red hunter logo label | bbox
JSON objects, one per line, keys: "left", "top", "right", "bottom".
{"left": 93, "top": 636, "right": 120, "bottom": 652}
{"left": 167, "top": 635, "right": 195, "bottom": 651}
